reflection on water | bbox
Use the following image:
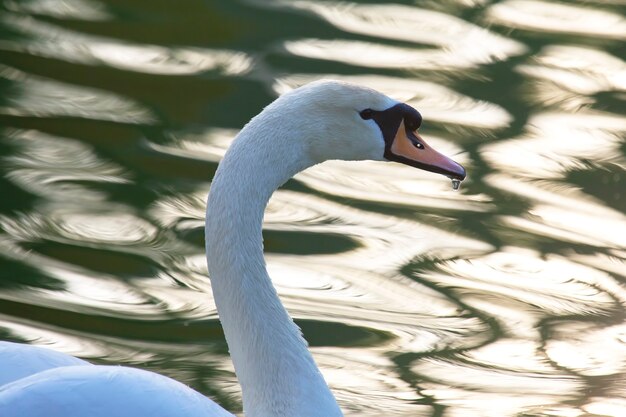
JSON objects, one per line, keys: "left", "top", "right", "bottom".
{"left": 0, "top": 0, "right": 625, "bottom": 416}
{"left": 275, "top": 0, "right": 526, "bottom": 69}
{"left": 2, "top": 129, "right": 131, "bottom": 200}
{"left": 4, "top": 0, "right": 110, "bottom": 20}
{"left": 516, "top": 45, "right": 626, "bottom": 110}
{"left": 0, "top": 66, "right": 155, "bottom": 123}
{"left": 487, "top": 0, "right": 626, "bottom": 40}
{"left": 1, "top": 13, "right": 252, "bottom": 76}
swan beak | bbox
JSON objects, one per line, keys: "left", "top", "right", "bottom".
{"left": 387, "top": 120, "right": 466, "bottom": 180}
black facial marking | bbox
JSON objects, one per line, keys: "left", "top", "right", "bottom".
{"left": 363, "top": 103, "right": 421, "bottom": 148}
{"left": 404, "top": 107, "right": 422, "bottom": 131}
{"left": 359, "top": 109, "right": 374, "bottom": 120}
{"left": 361, "top": 103, "right": 465, "bottom": 180}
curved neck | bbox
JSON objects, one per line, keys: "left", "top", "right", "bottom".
{"left": 205, "top": 119, "right": 342, "bottom": 417}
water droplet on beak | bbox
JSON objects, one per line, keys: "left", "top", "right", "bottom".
{"left": 451, "top": 178, "right": 461, "bottom": 191}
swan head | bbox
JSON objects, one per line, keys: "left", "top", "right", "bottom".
{"left": 271, "top": 79, "right": 466, "bottom": 181}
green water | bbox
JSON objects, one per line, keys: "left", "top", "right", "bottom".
{"left": 0, "top": 0, "right": 625, "bottom": 416}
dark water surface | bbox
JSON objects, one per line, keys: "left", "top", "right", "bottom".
{"left": 1, "top": 0, "right": 625, "bottom": 416}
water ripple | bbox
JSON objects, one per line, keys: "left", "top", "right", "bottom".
{"left": 546, "top": 321, "right": 626, "bottom": 377}
{"left": 282, "top": 38, "right": 520, "bottom": 71}
{"left": 151, "top": 187, "right": 493, "bottom": 353}
{"left": 296, "top": 160, "right": 488, "bottom": 212}
{"left": 486, "top": 0, "right": 626, "bottom": 40}
{"left": 2, "top": 129, "right": 131, "bottom": 201}
{"left": 481, "top": 111, "right": 626, "bottom": 179}
{"left": 272, "top": 0, "right": 526, "bottom": 69}
{"left": 316, "top": 348, "right": 426, "bottom": 416}
{"left": 0, "top": 13, "right": 252, "bottom": 76}
{"left": 420, "top": 248, "right": 619, "bottom": 319}
{"left": 486, "top": 175, "right": 626, "bottom": 248}
{"left": 413, "top": 351, "right": 581, "bottom": 417}
{"left": 4, "top": 0, "right": 111, "bottom": 20}
{"left": 0, "top": 65, "right": 155, "bottom": 123}
{"left": 265, "top": 190, "right": 492, "bottom": 268}
{"left": 516, "top": 45, "right": 626, "bottom": 110}
{"left": 282, "top": 0, "right": 523, "bottom": 51}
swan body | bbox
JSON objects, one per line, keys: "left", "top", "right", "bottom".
{"left": 0, "top": 80, "right": 465, "bottom": 417}
{"left": 0, "top": 341, "right": 89, "bottom": 387}
{"left": 0, "top": 365, "right": 233, "bottom": 417}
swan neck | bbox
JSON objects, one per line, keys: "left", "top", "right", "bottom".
{"left": 205, "top": 125, "right": 342, "bottom": 417}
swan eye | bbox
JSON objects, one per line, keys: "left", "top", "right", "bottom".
{"left": 359, "top": 109, "right": 374, "bottom": 120}
{"left": 407, "top": 130, "right": 425, "bottom": 149}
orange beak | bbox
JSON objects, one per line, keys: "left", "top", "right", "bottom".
{"left": 387, "top": 120, "right": 466, "bottom": 180}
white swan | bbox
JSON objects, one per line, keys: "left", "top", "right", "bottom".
{"left": 0, "top": 80, "right": 465, "bottom": 417}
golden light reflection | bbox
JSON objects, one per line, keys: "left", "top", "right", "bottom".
{"left": 144, "top": 128, "right": 237, "bottom": 166}
{"left": 273, "top": 0, "right": 525, "bottom": 69}
{"left": 486, "top": 175, "right": 626, "bottom": 249}
{"left": 422, "top": 247, "right": 618, "bottom": 318}
{"left": 283, "top": 38, "right": 520, "bottom": 71}
{"left": 0, "top": 65, "right": 155, "bottom": 123}
{"left": 414, "top": 339, "right": 591, "bottom": 416}
{"left": 2, "top": 130, "right": 131, "bottom": 202}
{"left": 53, "top": 212, "right": 157, "bottom": 246}
{"left": 153, "top": 185, "right": 491, "bottom": 290}
{"left": 266, "top": 190, "right": 492, "bottom": 269}
{"left": 1, "top": 214, "right": 218, "bottom": 318}
{"left": 151, "top": 187, "right": 493, "bottom": 354}
{"left": 296, "top": 160, "right": 489, "bottom": 212}
{"left": 527, "top": 204, "right": 626, "bottom": 248}
{"left": 487, "top": 0, "right": 626, "bottom": 40}
{"left": 315, "top": 347, "right": 428, "bottom": 416}
{"left": 516, "top": 45, "right": 626, "bottom": 110}
{"left": 585, "top": 398, "right": 626, "bottom": 417}
{"left": 0, "top": 256, "right": 155, "bottom": 313}
{"left": 1, "top": 13, "right": 252, "bottom": 76}
{"left": 546, "top": 321, "right": 626, "bottom": 377}
{"left": 88, "top": 44, "right": 252, "bottom": 76}
{"left": 415, "top": 346, "right": 580, "bottom": 394}
{"left": 416, "top": 357, "right": 580, "bottom": 417}
{"left": 273, "top": 263, "right": 491, "bottom": 354}
{"left": 572, "top": 252, "right": 626, "bottom": 281}
{"left": 0, "top": 320, "right": 118, "bottom": 359}
{"left": 283, "top": 1, "right": 522, "bottom": 51}
{"left": 263, "top": 190, "right": 491, "bottom": 352}
{"left": 0, "top": 162, "right": 171, "bottom": 318}
{"left": 486, "top": 174, "right": 615, "bottom": 215}
{"left": 468, "top": 339, "right": 554, "bottom": 373}
{"left": 4, "top": 0, "right": 110, "bottom": 20}
{"left": 481, "top": 112, "right": 626, "bottom": 179}
{"left": 139, "top": 270, "right": 219, "bottom": 318}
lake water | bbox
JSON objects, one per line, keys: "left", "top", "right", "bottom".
{"left": 0, "top": 0, "right": 625, "bottom": 416}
